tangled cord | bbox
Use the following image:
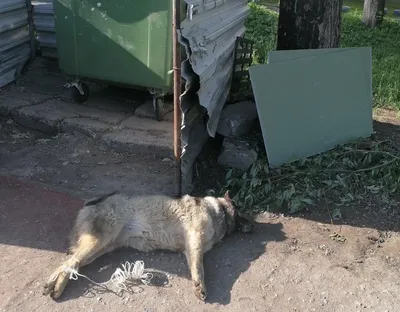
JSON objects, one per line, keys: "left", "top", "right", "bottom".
{"left": 61, "top": 261, "right": 153, "bottom": 292}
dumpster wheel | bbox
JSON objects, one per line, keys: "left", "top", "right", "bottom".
{"left": 71, "top": 82, "right": 90, "bottom": 103}
{"left": 153, "top": 97, "right": 164, "bottom": 121}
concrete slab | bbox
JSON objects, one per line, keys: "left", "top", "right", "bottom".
{"left": 0, "top": 89, "right": 53, "bottom": 104}
{"left": 0, "top": 96, "right": 33, "bottom": 116}
{"left": 101, "top": 128, "right": 173, "bottom": 157}
{"left": 60, "top": 117, "right": 112, "bottom": 137}
{"left": 121, "top": 115, "right": 173, "bottom": 131}
{"left": 102, "top": 116, "right": 174, "bottom": 156}
{"left": 70, "top": 103, "right": 128, "bottom": 124}
{"left": 58, "top": 86, "right": 142, "bottom": 114}
{"left": 5, "top": 95, "right": 173, "bottom": 156}
{"left": 135, "top": 100, "right": 174, "bottom": 120}
{"left": 1, "top": 56, "right": 174, "bottom": 157}
{"left": 12, "top": 99, "right": 128, "bottom": 133}
{"left": 23, "top": 72, "right": 66, "bottom": 87}
{"left": 19, "top": 81, "right": 65, "bottom": 96}
{"left": 12, "top": 100, "right": 76, "bottom": 133}
{"left": 82, "top": 94, "right": 139, "bottom": 114}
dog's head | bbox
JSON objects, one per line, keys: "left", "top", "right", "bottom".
{"left": 219, "top": 191, "right": 254, "bottom": 235}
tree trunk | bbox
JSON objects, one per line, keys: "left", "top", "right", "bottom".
{"left": 277, "top": 0, "right": 343, "bottom": 50}
{"left": 363, "top": 0, "right": 385, "bottom": 28}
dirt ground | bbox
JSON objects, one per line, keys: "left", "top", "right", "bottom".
{"left": 1, "top": 109, "right": 400, "bottom": 312}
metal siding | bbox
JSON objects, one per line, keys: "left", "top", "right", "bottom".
{"left": 181, "top": 0, "right": 250, "bottom": 137}
{"left": 32, "top": 0, "right": 57, "bottom": 56}
{"left": 0, "top": 0, "right": 31, "bottom": 87}
{"left": 179, "top": 0, "right": 250, "bottom": 193}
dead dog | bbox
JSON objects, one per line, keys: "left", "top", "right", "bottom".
{"left": 43, "top": 190, "right": 253, "bottom": 301}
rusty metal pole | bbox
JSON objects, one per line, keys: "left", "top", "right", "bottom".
{"left": 172, "top": 0, "right": 182, "bottom": 196}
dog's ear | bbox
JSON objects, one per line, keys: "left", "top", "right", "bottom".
{"left": 224, "top": 190, "right": 232, "bottom": 203}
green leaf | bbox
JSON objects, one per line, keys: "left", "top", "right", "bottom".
{"left": 226, "top": 169, "right": 233, "bottom": 180}
{"left": 331, "top": 208, "right": 342, "bottom": 220}
{"left": 288, "top": 199, "right": 304, "bottom": 213}
{"left": 219, "top": 121, "right": 400, "bottom": 217}
{"left": 264, "top": 183, "right": 271, "bottom": 194}
{"left": 245, "top": 194, "right": 254, "bottom": 208}
{"left": 301, "top": 198, "right": 314, "bottom": 205}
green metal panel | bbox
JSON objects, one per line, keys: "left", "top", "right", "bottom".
{"left": 268, "top": 48, "right": 373, "bottom": 114}
{"left": 54, "top": 0, "right": 183, "bottom": 91}
{"left": 268, "top": 48, "right": 355, "bottom": 63}
{"left": 249, "top": 47, "right": 373, "bottom": 168}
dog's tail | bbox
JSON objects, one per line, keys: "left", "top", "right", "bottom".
{"left": 84, "top": 191, "right": 119, "bottom": 207}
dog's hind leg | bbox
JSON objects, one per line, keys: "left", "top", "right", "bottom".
{"left": 185, "top": 231, "right": 207, "bottom": 301}
{"left": 43, "top": 207, "right": 123, "bottom": 299}
{"left": 43, "top": 232, "right": 113, "bottom": 299}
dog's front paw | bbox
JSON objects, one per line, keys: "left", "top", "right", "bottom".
{"left": 193, "top": 281, "right": 207, "bottom": 301}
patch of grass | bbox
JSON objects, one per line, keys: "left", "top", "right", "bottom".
{"left": 244, "top": 4, "right": 278, "bottom": 64}
{"left": 260, "top": 0, "right": 400, "bottom": 15}
{"left": 221, "top": 4, "right": 400, "bottom": 216}
{"left": 341, "top": 10, "right": 400, "bottom": 108}
{"left": 222, "top": 138, "right": 400, "bottom": 216}
{"left": 245, "top": 3, "right": 400, "bottom": 109}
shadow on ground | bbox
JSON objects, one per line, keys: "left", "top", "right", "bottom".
{"left": 0, "top": 175, "right": 286, "bottom": 305}
{"left": 54, "top": 223, "right": 286, "bottom": 305}
{"left": 54, "top": 222, "right": 285, "bottom": 305}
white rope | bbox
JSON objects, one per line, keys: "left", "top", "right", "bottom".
{"left": 60, "top": 261, "right": 153, "bottom": 292}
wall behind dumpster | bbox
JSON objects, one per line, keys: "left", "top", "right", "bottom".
{"left": 31, "top": 0, "right": 57, "bottom": 57}
{"left": 0, "top": 0, "right": 31, "bottom": 87}
{"left": 179, "top": 0, "right": 250, "bottom": 193}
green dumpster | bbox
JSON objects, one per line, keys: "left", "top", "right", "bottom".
{"left": 53, "top": 0, "right": 185, "bottom": 120}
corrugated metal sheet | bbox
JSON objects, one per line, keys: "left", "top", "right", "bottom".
{"left": 0, "top": 0, "right": 31, "bottom": 87}
{"left": 179, "top": 0, "right": 250, "bottom": 193}
{"left": 32, "top": 0, "right": 57, "bottom": 56}
{"left": 181, "top": 0, "right": 250, "bottom": 136}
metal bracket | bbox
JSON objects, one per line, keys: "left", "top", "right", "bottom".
{"left": 148, "top": 88, "right": 165, "bottom": 109}
{"left": 148, "top": 88, "right": 166, "bottom": 97}
{"left": 63, "top": 81, "right": 84, "bottom": 95}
